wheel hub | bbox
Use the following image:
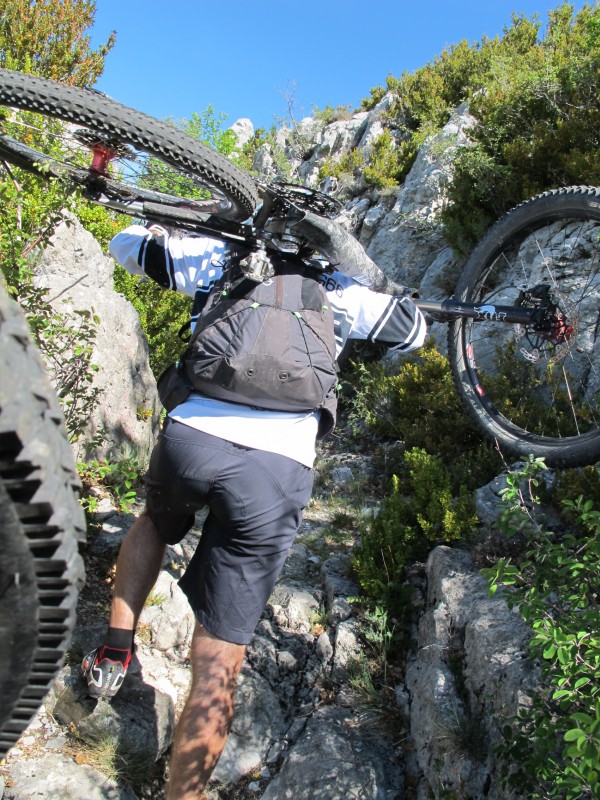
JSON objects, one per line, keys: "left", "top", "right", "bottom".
{"left": 514, "top": 284, "right": 577, "bottom": 364}
{"left": 72, "top": 129, "right": 134, "bottom": 174}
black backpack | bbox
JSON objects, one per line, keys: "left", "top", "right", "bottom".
{"left": 157, "top": 254, "right": 339, "bottom": 439}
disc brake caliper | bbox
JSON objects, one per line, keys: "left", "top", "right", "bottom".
{"left": 515, "top": 284, "right": 575, "bottom": 364}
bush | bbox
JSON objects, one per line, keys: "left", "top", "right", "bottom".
{"left": 483, "top": 459, "right": 600, "bottom": 799}
{"left": 318, "top": 148, "right": 364, "bottom": 184}
{"left": 347, "top": 341, "right": 501, "bottom": 490}
{"left": 358, "top": 4, "right": 600, "bottom": 253}
{"left": 312, "top": 104, "right": 355, "bottom": 124}
{"left": 444, "top": 3, "right": 600, "bottom": 252}
{"left": 353, "top": 448, "right": 478, "bottom": 610}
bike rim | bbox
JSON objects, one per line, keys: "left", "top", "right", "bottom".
{"left": 461, "top": 208, "right": 600, "bottom": 448}
{"left": 0, "top": 108, "right": 235, "bottom": 216}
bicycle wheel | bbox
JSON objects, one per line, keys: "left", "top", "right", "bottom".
{"left": 0, "top": 280, "right": 85, "bottom": 755}
{"left": 0, "top": 68, "right": 259, "bottom": 222}
{"left": 449, "top": 186, "right": 600, "bottom": 468}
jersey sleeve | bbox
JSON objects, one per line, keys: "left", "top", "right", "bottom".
{"left": 323, "top": 270, "right": 427, "bottom": 357}
{"left": 109, "top": 224, "right": 226, "bottom": 298}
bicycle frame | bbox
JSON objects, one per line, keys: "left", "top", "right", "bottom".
{"left": 85, "top": 186, "right": 553, "bottom": 330}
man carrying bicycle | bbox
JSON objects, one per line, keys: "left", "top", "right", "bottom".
{"left": 82, "top": 221, "right": 427, "bottom": 800}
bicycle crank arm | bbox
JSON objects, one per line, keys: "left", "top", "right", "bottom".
{"left": 415, "top": 298, "right": 539, "bottom": 325}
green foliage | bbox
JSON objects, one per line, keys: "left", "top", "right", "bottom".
{"left": 347, "top": 341, "right": 504, "bottom": 611}
{"left": 25, "top": 285, "right": 101, "bottom": 443}
{"left": 0, "top": 0, "right": 111, "bottom": 443}
{"left": 78, "top": 454, "right": 141, "bottom": 512}
{"left": 483, "top": 458, "right": 600, "bottom": 799}
{"left": 391, "top": 37, "right": 495, "bottom": 132}
{"left": 0, "top": 168, "right": 104, "bottom": 442}
{"left": 360, "top": 81, "right": 389, "bottom": 111}
{"left": 357, "top": 4, "right": 600, "bottom": 251}
{"left": 237, "top": 124, "right": 294, "bottom": 181}
{"left": 347, "top": 341, "right": 501, "bottom": 489}
{"left": 444, "top": 2, "right": 600, "bottom": 252}
{"left": 112, "top": 265, "right": 190, "bottom": 377}
{"left": 312, "top": 104, "right": 355, "bottom": 124}
{"left": 353, "top": 449, "right": 478, "bottom": 609}
{"left": 318, "top": 148, "right": 364, "bottom": 184}
{"left": 359, "top": 606, "right": 396, "bottom": 683}
{"left": 0, "top": 0, "right": 115, "bottom": 87}
{"left": 362, "top": 130, "right": 403, "bottom": 189}
{"left": 552, "top": 463, "right": 600, "bottom": 513}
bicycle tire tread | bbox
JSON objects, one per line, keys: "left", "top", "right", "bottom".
{"left": 0, "top": 68, "right": 259, "bottom": 220}
{"left": 0, "top": 281, "right": 85, "bottom": 755}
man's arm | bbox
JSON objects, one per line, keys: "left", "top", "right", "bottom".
{"left": 109, "top": 224, "right": 226, "bottom": 298}
{"left": 322, "top": 270, "right": 427, "bottom": 358}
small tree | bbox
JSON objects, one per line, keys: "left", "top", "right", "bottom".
{"left": 0, "top": 0, "right": 114, "bottom": 437}
{"left": 0, "top": 0, "right": 115, "bottom": 86}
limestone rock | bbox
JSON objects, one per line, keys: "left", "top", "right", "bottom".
{"left": 406, "top": 546, "right": 538, "bottom": 799}
{"left": 258, "top": 706, "right": 402, "bottom": 800}
{"left": 4, "top": 751, "right": 139, "bottom": 800}
{"left": 33, "top": 215, "right": 160, "bottom": 462}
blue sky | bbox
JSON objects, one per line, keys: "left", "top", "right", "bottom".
{"left": 91, "top": 0, "right": 590, "bottom": 132}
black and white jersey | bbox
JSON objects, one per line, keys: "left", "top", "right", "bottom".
{"left": 110, "top": 224, "right": 428, "bottom": 359}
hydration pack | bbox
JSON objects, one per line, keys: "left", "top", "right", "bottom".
{"left": 159, "top": 253, "right": 339, "bottom": 439}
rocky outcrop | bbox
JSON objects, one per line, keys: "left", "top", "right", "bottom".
{"left": 33, "top": 216, "right": 161, "bottom": 463}
{"left": 251, "top": 99, "right": 475, "bottom": 300}
{"left": 362, "top": 103, "right": 475, "bottom": 287}
{"left": 406, "top": 546, "right": 539, "bottom": 800}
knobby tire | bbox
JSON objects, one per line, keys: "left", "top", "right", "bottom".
{"left": 0, "top": 281, "right": 85, "bottom": 755}
{"left": 0, "top": 68, "right": 259, "bottom": 221}
{"left": 449, "top": 186, "right": 600, "bottom": 467}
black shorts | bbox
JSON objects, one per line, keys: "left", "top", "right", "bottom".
{"left": 145, "top": 417, "right": 314, "bottom": 645}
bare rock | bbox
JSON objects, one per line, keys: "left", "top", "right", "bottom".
{"left": 406, "top": 546, "right": 538, "bottom": 799}
{"left": 34, "top": 215, "right": 160, "bottom": 462}
{"left": 4, "top": 751, "right": 139, "bottom": 800}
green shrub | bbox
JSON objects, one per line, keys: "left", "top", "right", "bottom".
{"left": 347, "top": 341, "right": 501, "bottom": 490}
{"left": 78, "top": 454, "right": 142, "bottom": 513}
{"left": 362, "top": 130, "right": 404, "bottom": 189}
{"left": 318, "top": 148, "right": 364, "bottom": 184}
{"left": 551, "top": 464, "right": 600, "bottom": 514}
{"left": 112, "top": 266, "right": 191, "bottom": 377}
{"left": 312, "top": 104, "right": 355, "bottom": 124}
{"left": 483, "top": 459, "right": 600, "bottom": 799}
{"left": 0, "top": 172, "right": 104, "bottom": 442}
{"left": 359, "top": 4, "right": 600, "bottom": 254}
{"left": 353, "top": 448, "right": 478, "bottom": 609}
{"left": 444, "top": 3, "right": 600, "bottom": 252}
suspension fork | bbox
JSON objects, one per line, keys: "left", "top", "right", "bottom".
{"left": 414, "top": 298, "right": 541, "bottom": 326}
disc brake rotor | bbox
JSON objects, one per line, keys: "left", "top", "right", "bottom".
{"left": 513, "top": 285, "right": 578, "bottom": 365}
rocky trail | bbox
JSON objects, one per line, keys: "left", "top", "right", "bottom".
{"left": 0, "top": 425, "right": 423, "bottom": 800}
{"left": 0, "top": 416, "right": 540, "bottom": 800}
{"left": 0, "top": 89, "right": 544, "bottom": 798}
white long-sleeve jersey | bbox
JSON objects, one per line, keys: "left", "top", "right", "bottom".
{"left": 110, "top": 225, "right": 427, "bottom": 465}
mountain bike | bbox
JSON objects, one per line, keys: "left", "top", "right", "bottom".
{"left": 0, "top": 65, "right": 599, "bottom": 753}
{"left": 0, "top": 68, "right": 599, "bottom": 475}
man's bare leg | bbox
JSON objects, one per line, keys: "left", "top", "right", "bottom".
{"left": 166, "top": 622, "right": 245, "bottom": 800}
{"left": 110, "top": 509, "right": 166, "bottom": 630}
